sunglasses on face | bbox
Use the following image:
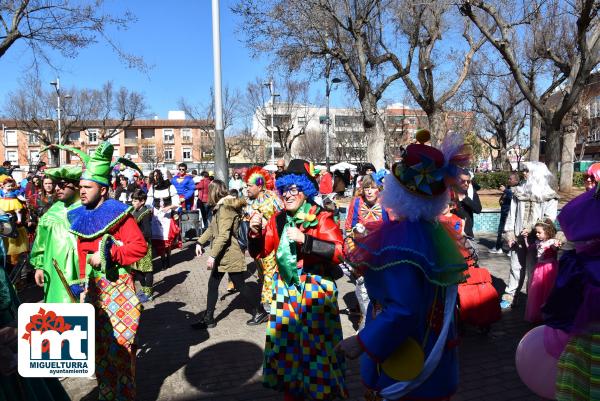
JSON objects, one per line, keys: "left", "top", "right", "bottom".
{"left": 460, "top": 179, "right": 471, "bottom": 184}
{"left": 56, "top": 181, "right": 75, "bottom": 189}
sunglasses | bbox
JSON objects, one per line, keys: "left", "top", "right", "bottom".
{"left": 179, "top": 168, "right": 186, "bottom": 171}
{"left": 56, "top": 181, "right": 75, "bottom": 189}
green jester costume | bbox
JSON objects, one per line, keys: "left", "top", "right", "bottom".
{"left": 30, "top": 166, "right": 82, "bottom": 303}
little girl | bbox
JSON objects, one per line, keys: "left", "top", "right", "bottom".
{"left": 525, "top": 218, "right": 560, "bottom": 323}
{"left": 0, "top": 177, "right": 28, "bottom": 267}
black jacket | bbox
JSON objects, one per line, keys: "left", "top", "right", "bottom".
{"left": 454, "top": 191, "right": 482, "bottom": 238}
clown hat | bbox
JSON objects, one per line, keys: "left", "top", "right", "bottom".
{"left": 44, "top": 165, "right": 82, "bottom": 183}
{"left": 275, "top": 159, "right": 319, "bottom": 199}
{"left": 42, "top": 142, "right": 142, "bottom": 186}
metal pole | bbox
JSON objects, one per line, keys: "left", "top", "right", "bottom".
{"left": 56, "top": 78, "right": 62, "bottom": 166}
{"left": 211, "top": 0, "right": 228, "bottom": 182}
{"left": 270, "top": 80, "right": 275, "bottom": 165}
{"left": 326, "top": 79, "right": 331, "bottom": 171}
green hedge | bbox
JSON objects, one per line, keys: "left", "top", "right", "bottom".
{"left": 573, "top": 172, "right": 586, "bottom": 187}
{"left": 474, "top": 172, "right": 512, "bottom": 189}
{"left": 474, "top": 171, "right": 587, "bottom": 189}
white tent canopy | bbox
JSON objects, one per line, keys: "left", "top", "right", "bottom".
{"left": 263, "top": 164, "right": 278, "bottom": 172}
{"left": 330, "top": 162, "right": 357, "bottom": 172}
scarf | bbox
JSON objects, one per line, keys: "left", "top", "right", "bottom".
{"left": 275, "top": 201, "right": 319, "bottom": 287}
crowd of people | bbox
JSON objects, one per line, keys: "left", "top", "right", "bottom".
{"left": 0, "top": 133, "right": 599, "bottom": 401}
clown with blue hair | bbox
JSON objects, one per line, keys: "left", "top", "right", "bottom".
{"left": 248, "top": 159, "right": 348, "bottom": 401}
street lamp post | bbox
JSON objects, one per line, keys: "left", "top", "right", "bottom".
{"left": 325, "top": 75, "right": 342, "bottom": 171}
{"left": 264, "top": 80, "right": 279, "bottom": 165}
{"left": 50, "top": 78, "right": 71, "bottom": 166}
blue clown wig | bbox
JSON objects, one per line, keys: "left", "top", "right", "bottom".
{"left": 275, "top": 173, "right": 318, "bottom": 200}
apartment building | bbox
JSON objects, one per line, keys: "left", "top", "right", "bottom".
{"left": 0, "top": 115, "right": 214, "bottom": 173}
{"left": 251, "top": 102, "right": 473, "bottom": 164}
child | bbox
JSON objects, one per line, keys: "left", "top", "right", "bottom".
{"left": 439, "top": 200, "right": 465, "bottom": 236}
{"left": 0, "top": 177, "right": 28, "bottom": 267}
{"left": 525, "top": 218, "right": 560, "bottom": 323}
{"left": 131, "top": 189, "right": 154, "bottom": 302}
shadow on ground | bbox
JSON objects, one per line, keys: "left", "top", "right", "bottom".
{"left": 136, "top": 301, "right": 210, "bottom": 401}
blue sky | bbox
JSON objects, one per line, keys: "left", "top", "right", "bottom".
{"left": 0, "top": 1, "right": 485, "bottom": 133}
{"left": 0, "top": 0, "right": 317, "bottom": 127}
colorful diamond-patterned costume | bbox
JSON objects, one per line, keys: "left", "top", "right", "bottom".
{"left": 249, "top": 204, "right": 348, "bottom": 400}
{"left": 69, "top": 199, "right": 147, "bottom": 401}
{"left": 68, "top": 197, "right": 147, "bottom": 401}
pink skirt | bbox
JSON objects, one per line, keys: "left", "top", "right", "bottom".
{"left": 525, "top": 260, "right": 558, "bottom": 323}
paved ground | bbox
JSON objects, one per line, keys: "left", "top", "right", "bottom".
{"left": 25, "top": 233, "right": 540, "bottom": 401}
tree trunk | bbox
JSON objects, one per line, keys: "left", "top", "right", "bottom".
{"left": 544, "top": 120, "right": 561, "bottom": 178}
{"left": 529, "top": 110, "right": 541, "bottom": 162}
{"left": 360, "top": 94, "right": 385, "bottom": 170}
{"left": 427, "top": 110, "right": 445, "bottom": 147}
{"left": 559, "top": 125, "right": 577, "bottom": 192}
{"left": 497, "top": 147, "right": 511, "bottom": 171}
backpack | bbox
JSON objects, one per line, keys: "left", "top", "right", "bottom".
{"left": 233, "top": 214, "right": 249, "bottom": 252}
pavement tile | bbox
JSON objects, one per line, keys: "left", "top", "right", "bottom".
{"left": 32, "top": 234, "right": 540, "bottom": 400}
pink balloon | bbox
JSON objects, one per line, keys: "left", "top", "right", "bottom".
{"left": 515, "top": 325, "right": 559, "bottom": 399}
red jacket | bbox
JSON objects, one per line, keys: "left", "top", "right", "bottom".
{"left": 319, "top": 172, "right": 333, "bottom": 194}
{"left": 249, "top": 209, "right": 343, "bottom": 276}
{"left": 195, "top": 178, "right": 210, "bottom": 203}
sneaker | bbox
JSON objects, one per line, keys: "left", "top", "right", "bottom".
{"left": 500, "top": 300, "right": 512, "bottom": 309}
{"left": 489, "top": 248, "right": 502, "bottom": 254}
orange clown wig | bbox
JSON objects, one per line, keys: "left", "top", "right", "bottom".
{"left": 244, "top": 166, "right": 274, "bottom": 190}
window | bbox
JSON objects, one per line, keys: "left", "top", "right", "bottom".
{"left": 142, "top": 129, "right": 154, "bottom": 140}
{"left": 29, "top": 150, "right": 40, "bottom": 163}
{"left": 163, "top": 129, "right": 174, "bottom": 144}
{"left": 4, "top": 130, "right": 17, "bottom": 146}
{"left": 181, "top": 128, "right": 192, "bottom": 143}
{"left": 141, "top": 146, "right": 156, "bottom": 159}
{"left": 182, "top": 147, "right": 192, "bottom": 161}
{"left": 5, "top": 150, "right": 17, "bottom": 163}
{"left": 297, "top": 116, "right": 307, "bottom": 126}
{"left": 88, "top": 129, "right": 99, "bottom": 144}
{"left": 29, "top": 132, "right": 40, "bottom": 145}
{"left": 68, "top": 132, "right": 80, "bottom": 142}
{"left": 164, "top": 148, "right": 174, "bottom": 161}
{"left": 124, "top": 146, "right": 138, "bottom": 158}
{"left": 108, "top": 129, "right": 120, "bottom": 144}
{"left": 125, "top": 129, "right": 137, "bottom": 144}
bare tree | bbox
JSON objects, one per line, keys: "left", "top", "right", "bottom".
{"left": 233, "top": 0, "right": 415, "bottom": 170}
{"left": 3, "top": 76, "right": 147, "bottom": 165}
{"left": 80, "top": 82, "right": 148, "bottom": 141}
{"left": 467, "top": 60, "right": 527, "bottom": 170}
{"left": 386, "top": 1, "right": 486, "bottom": 144}
{"left": 0, "top": 0, "right": 146, "bottom": 69}
{"left": 179, "top": 85, "right": 237, "bottom": 168}
{"left": 237, "top": 127, "right": 265, "bottom": 165}
{"left": 225, "top": 136, "right": 243, "bottom": 161}
{"left": 296, "top": 128, "right": 326, "bottom": 163}
{"left": 139, "top": 140, "right": 164, "bottom": 172}
{"left": 241, "top": 76, "right": 315, "bottom": 163}
{"left": 460, "top": 0, "right": 600, "bottom": 190}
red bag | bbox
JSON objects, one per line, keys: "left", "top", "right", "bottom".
{"left": 458, "top": 266, "right": 501, "bottom": 327}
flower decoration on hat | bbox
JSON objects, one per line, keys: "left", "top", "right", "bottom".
{"left": 244, "top": 166, "right": 274, "bottom": 190}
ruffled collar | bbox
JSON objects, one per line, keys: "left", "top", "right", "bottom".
{"left": 68, "top": 199, "right": 132, "bottom": 239}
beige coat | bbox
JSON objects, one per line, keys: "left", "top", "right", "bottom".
{"left": 198, "top": 195, "right": 247, "bottom": 273}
